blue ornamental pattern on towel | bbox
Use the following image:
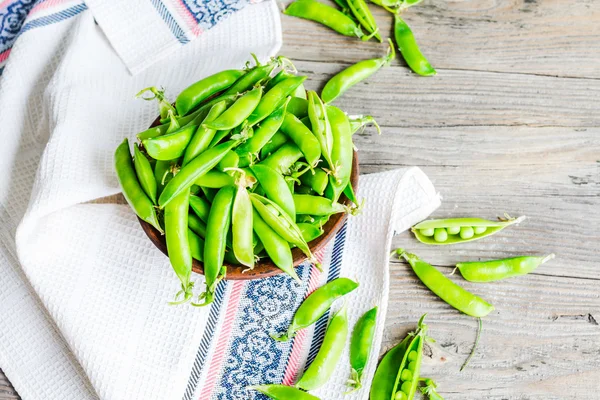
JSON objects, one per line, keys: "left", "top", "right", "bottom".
{"left": 181, "top": 0, "right": 253, "bottom": 31}
{"left": 213, "top": 263, "right": 312, "bottom": 400}
{"left": 0, "top": 0, "right": 37, "bottom": 50}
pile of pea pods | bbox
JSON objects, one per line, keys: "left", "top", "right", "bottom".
{"left": 285, "top": 0, "right": 436, "bottom": 78}
{"left": 114, "top": 56, "right": 376, "bottom": 307}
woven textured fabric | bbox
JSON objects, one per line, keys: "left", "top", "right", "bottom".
{"left": 0, "top": 2, "right": 440, "bottom": 399}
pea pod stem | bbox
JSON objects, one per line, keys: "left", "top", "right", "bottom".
{"left": 460, "top": 317, "right": 482, "bottom": 372}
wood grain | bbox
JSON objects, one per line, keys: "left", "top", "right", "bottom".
{"left": 2, "top": 0, "right": 599, "bottom": 398}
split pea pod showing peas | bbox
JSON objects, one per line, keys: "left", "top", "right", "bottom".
{"left": 412, "top": 215, "right": 526, "bottom": 245}
{"left": 296, "top": 306, "right": 349, "bottom": 390}
{"left": 347, "top": 306, "right": 378, "bottom": 393}
{"left": 394, "top": 15, "right": 436, "bottom": 77}
{"left": 370, "top": 315, "right": 428, "bottom": 400}
{"left": 457, "top": 254, "right": 555, "bottom": 282}
{"left": 114, "top": 139, "right": 161, "bottom": 232}
{"left": 396, "top": 249, "right": 494, "bottom": 317}
{"left": 175, "top": 69, "right": 244, "bottom": 115}
{"left": 249, "top": 384, "right": 320, "bottom": 400}
{"left": 285, "top": 0, "right": 366, "bottom": 41}
{"left": 321, "top": 39, "right": 395, "bottom": 104}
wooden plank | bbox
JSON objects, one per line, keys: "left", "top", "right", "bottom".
{"left": 0, "top": 370, "right": 18, "bottom": 400}
{"left": 291, "top": 60, "right": 600, "bottom": 127}
{"left": 281, "top": 0, "right": 600, "bottom": 78}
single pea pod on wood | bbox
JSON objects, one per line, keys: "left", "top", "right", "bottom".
{"left": 411, "top": 215, "right": 526, "bottom": 245}
{"left": 397, "top": 249, "right": 494, "bottom": 318}
{"left": 248, "top": 384, "right": 320, "bottom": 400}
{"left": 296, "top": 306, "right": 349, "bottom": 391}
{"left": 456, "top": 254, "right": 555, "bottom": 283}
{"left": 370, "top": 314, "right": 427, "bottom": 400}
{"left": 393, "top": 14, "right": 436, "bottom": 77}
{"left": 284, "top": 0, "right": 364, "bottom": 40}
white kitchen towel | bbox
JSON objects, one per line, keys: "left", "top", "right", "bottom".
{"left": 0, "top": 3, "right": 440, "bottom": 400}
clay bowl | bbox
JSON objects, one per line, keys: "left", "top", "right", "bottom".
{"left": 139, "top": 115, "right": 359, "bottom": 280}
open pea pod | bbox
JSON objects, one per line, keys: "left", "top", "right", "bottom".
{"left": 411, "top": 215, "right": 526, "bottom": 245}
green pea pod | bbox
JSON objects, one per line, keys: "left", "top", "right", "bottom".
{"left": 250, "top": 164, "right": 296, "bottom": 219}
{"left": 223, "top": 61, "right": 276, "bottom": 96}
{"left": 287, "top": 97, "right": 309, "bottom": 119}
{"left": 232, "top": 185, "right": 254, "bottom": 268}
{"left": 249, "top": 384, "right": 320, "bottom": 400}
{"left": 420, "top": 378, "right": 445, "bottom": 400}
{"left": 325, "top": 105, "right": 353, "bottom": 201}
{"left": 397, "top": 249, "right": 494, "bottom": 317}
{"left": 188, "top": 213, "right": 207, "bottom": 238}
{"left": 236, "top": 100, "right": 289, "bottom": 167}
{"left": 394, "top": 15, "right": 436, "bottom": 77}
{"left": 208, "top": 129, "right": 232, "bottom": 148}
{"left": 182, "top": 100, "right": 229, "bottom": 165}
{"left": 158, "top": 140, "right": 238, "bottom": 208}
{"left": 189, "top": 194, "right": 210, "bottom": 222}
{"left": 133, "top": 144, "right": 157, "bottom": 204}
{"left": 294, "top": 194, "right": 346, "bottom": 216}
{"left": 321, "top": 39, "right": 395, "bottom": 104}
{"left": 280, "top": 112, "right": 322, "bottom": 166}
{"left": 201, "top": 186, "right": 217, "bottom": 202}
{"left": 252, "top": 209, "right": 299, "bottom": 282}
{"left": 411, "top": 215, "right": 526, "bottom": 245}
{"left": 260, "top": 143, "right": 304, "bottom": 175}
{"left": 114, "top": 139, "right": 162, "bottom": 232}
{"left": 247, "top": 76, "right": 306, "bottom": 126}
{"left": 347, "top": 306, "right": 378, "bottom": 393}
{"left": 273, "top": 277, "right": 358, "bottom": 341}
{"left": 194, "top": 170, "right": 235, "bottom": 188}
{"left": 249, "top": 194, "right": 313, "bottom": 261}
{"left": 347, "top": 0, "right": 382, "bottom": 41}
{"left": 164, "top": 188, "right": 193, "bottom": 301}
{"left": 259, "top": 131, "right": 289, "bottom": 160}
{"left": 297, "top": 306, "right": 348, "bottom": 391}
{"left": 370, "top": 335, "right": 411, "bottom": 400}
{"left": 142, "top": 124, "right": 197, "bottom": 160}
{"left": 343, "top": 181, "right": 359, "bottom": 205}
{"left": 285, "top": 0, "right": 364, "bottom": 39}
{"left": 456, "top": 254, "right": 555, "bottom": 283}
{"left": 293, "top": 83, "right": 307, "bottom": 99}
{"left": 204, "top": 85, "right": 263, "bottom": 130}
{"left": 197, "top": 186, "right": 235, "bottom": 306}
{"left": 391, "top": 316, "right": 427, "bottom": 400}
{"left": 307, "top": 91, "right": 334, "bottom": 169}
{"left": 176, "top": 69, "right": 244, "bottom": 115}
{"left": 188, "top": 228, "right": 205, "bottom": 262}
{"left": 299, "top": 168, "right": 329, "bottom": 195}
{"left": 216, "top": 150, "right": 240, "bottom": 172}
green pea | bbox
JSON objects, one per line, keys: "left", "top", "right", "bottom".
{"left": 400, "top": 368, "right": 412, "bottom": 381}
{"left": 474, "top": 226, "right": 487, "bottom": 234}
{"left": 394, "top": 391, "right": 408, "bottom": 400}
{"left": 460, "top": 226, "right": 474, "bottom": 239}
{"left": 407, "top": 350, "right": 418, "bottom": 362}
{"left": 420, "top": 227, "right": 434, "bottom": 237}
{"left": 407, "top": 361, "right": 417, "bottom": 372}
{"left": 401, "top": 381, "right": 412, "bottom": 394}
{"left": 433, "top": 228, "right": 447, "bottom": 242}
{"left": 447, "top": 226, "right": 461, "bottom": 235}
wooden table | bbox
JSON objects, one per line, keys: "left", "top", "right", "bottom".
{"left": 2, "top": 1, "right": 599, "bottom": 398}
